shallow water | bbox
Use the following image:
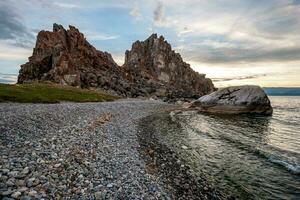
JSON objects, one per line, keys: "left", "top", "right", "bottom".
{"left": 168, "top": 96, "right": 300, "bottom": 199}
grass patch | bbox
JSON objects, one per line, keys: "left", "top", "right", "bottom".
{"left": 0, "top": 83, "right": 119, "bottom": 103}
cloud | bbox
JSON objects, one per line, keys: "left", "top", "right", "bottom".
{"left": 53, "top": 2, "right": 80, "bottom": 9}
{"left": 130, "top": 3, "right": 141, "bottom": 20}
{"left": 83, "top": 31, "right": 119, "bottom": 41}
{"left": 150, "top": 0, "right": 300, "bottom": 66}
{"left": 0, "top": 73, "right": 17, "bottom": 84}
{"left": 0, "top": 41, "right": 32, "bottom": 60}
{"left": 153, "top": 1, "right": 170, "bottom": 27}
{"left": 0, "top": 1, "right": 35, "bottom": 48}
{"left": 154, "top": 2, "right": 164, "bottom": 23}
{"left": 185, "top": 45, "right": 300, "bottom": 64}
{"left": 212, "top": 74, "right": 267, "bottom": 82}
{"left": 177, "top": 27, "right": 194, "bottom": 36}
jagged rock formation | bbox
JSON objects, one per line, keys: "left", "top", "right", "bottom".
{"left": 18, "top": 24, "right": 215, "bottom": 100}
{"left": 123, "top": 34, "right": 215, "bottom": 99}
{"left": 189, "top": 85, "right": 273, "bottom": 115}
{"left": 18, "top": 24, "right": 130, "bottom": 96}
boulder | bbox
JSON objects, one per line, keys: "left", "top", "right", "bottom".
{"left": 190, "top": 85, "right": 273, "bottom": 115}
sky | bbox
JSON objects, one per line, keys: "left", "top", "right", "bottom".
{"left": 0, "top": 0, "right": 300, "bottom": 87}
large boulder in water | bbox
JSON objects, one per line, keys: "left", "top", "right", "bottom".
{"left": 190, "top": 85, "right": 273, "bottom": 115}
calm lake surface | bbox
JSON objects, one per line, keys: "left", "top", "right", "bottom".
{"left": 165, "top": 96, "right": 300, "bottom": 199}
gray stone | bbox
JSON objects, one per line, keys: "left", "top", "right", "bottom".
{"left": 2, "top": 190, "right": 13, "bottom": 196}
{"left": 11, "top": 191, "right": 21, "bottom": 199}
{"left": 190, "top": 85, "right": 273, "bottom": 115}
{"left": 20, "top": 196, "right": 32, "bottom": 200}
{"left": 94, "top": 191, "right": 102, "bottom": 200}
{"left": 21, "top": 167, "right": 30, "bottom": 175}
{"left": 2, "top": 169, "right": 10, "bottom": 174}
{"left": 6, "top": 178, "right": 15, "bottom": 186}
{"left": 8, "top": 171, "right": 19, "bottom": 177}
{"left": 28, "top": 190, "right": 38, "bottom": 197}
{"left": 26, "top": 178, "right": 35, "bottom": 187}
{"left": 18, "top": 187, "right": 29, "bottom": 192}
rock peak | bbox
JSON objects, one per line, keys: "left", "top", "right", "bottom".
{"left": 147, "top": 33, "right": 158, "bottom": 40}
{"left": 123, "top": 33, "right": 215, "bottom": 98}
{"left": 53, "top": 23, "right": 65, "bottom": 32}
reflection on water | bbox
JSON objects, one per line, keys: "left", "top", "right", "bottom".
{"left": 162, "top": 96, "right": 300, "bottom": 199}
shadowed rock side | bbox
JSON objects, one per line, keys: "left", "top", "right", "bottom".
{"left": 123, "top": 34, "right": 215, "bottom": 99}
{"left": 190, "top": 85, "right": 273, "bottom": 115}
{"left": 18, "top": 24, "right": 215, "bottom": 100}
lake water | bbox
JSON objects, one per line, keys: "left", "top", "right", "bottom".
{"left": 166, "top": 96, "right": 300, "bottom": 199}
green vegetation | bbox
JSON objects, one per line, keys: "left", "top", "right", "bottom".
{"left": 0, "top": 83, "right": 119, "bottom": 103}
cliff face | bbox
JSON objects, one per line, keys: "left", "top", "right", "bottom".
{"left": 18, "top": 24, "right": 215, "bottom": 100}
{"left": 123, "top": 34, "right": 215, "bottom": 98}
{"left": 18, "top": 24, "right": 130, "bottom": 96}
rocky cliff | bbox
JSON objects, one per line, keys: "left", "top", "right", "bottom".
{"left": 123, "top": 34, "right": 215, "bottom": 99}
{"left": 18, "top": 24, "right": 215, "bottom": 100}
{"left": 18, "top": 24, "right": 130, "bottom": 96}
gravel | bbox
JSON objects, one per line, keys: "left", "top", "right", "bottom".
{"left": 0, "top": 99, "right": 175, "bottom": 199}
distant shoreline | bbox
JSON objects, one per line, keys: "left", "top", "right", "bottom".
{"left": 263, "top": 87, "right": 300, "bottom": 96}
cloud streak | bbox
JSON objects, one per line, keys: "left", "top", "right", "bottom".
{"left": 212, "top": 74, "right": 267, "bottom": 82}
{"left": 0, "top": 73, "right": 17, "bottom": 84}
{"left": 53, "top": 2, "right": 80, "bottom": 9}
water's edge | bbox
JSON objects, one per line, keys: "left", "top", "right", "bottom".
{"left": 137, "top": 112, "right": 232, "bottom": 200}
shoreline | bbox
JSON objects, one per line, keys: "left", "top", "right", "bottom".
{"left": 137, "top": 113, "right": 231, "bottom": 200}
{"left": 0, "top": 100, "right": 230, "bottom": 199}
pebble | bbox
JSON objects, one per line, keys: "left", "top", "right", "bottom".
{"left": 0, "top": 101, "right": 175, "bottom": 199}
{"left": 6, "top": 178, "right": 15, "bottom": 186}
{"left": 181, "top": 145, "right": 188, "bottom": 150}
{"left": 18, "top": 187, "right": 29, "bottom": 192}
{"left": 28, "top": 190, "right": 38, "bottom": 197}
{"left": 2, "top": 190, "right": 13, "bottom": 196}
{"left": 26, "top": 178, "right": 35, "bottom": 187}
{"left": 54, "top": 163, "right": 61, "bottom": 168}
{"left": 21, "top": 167, "right": 30, "bottom": 175}
{"left": 20, "top": 196, "right": 32, "bottom": 200}
{"left": 8, "top": 171, "right": 19, "bottom": 177}
{"left": 16, "top": 179, "right": 25, "bottom": 187}
{"left": 2, "top": 169, "right": 10, "bottom": 174}
{"left": 94, "top": 191, "right": 102, "bottom": 199}
{"left": 11, "top": 191, "right": 21, "bottom": 198}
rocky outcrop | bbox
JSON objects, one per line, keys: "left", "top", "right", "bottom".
{"left": 18, "top": 24, "right": 215, "bottom": 100}
{"left": 18, "top": 23, "right": 130, "bottom": 96}
{"left": 123, "top": 34, "right": 215, "bottom": 99}
{"left": 189, "top": 85, "right": 273, "bottom": 115}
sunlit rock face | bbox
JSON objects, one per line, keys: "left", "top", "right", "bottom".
{"left": 123, "top": 34, "right": 216, "bottom": 99}
{"left": 190, "top": 85, "right": 273, "bottom": 115}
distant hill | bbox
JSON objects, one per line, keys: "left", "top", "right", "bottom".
{"left": 263, "top": 87, "right": 300, "bottom": 96}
